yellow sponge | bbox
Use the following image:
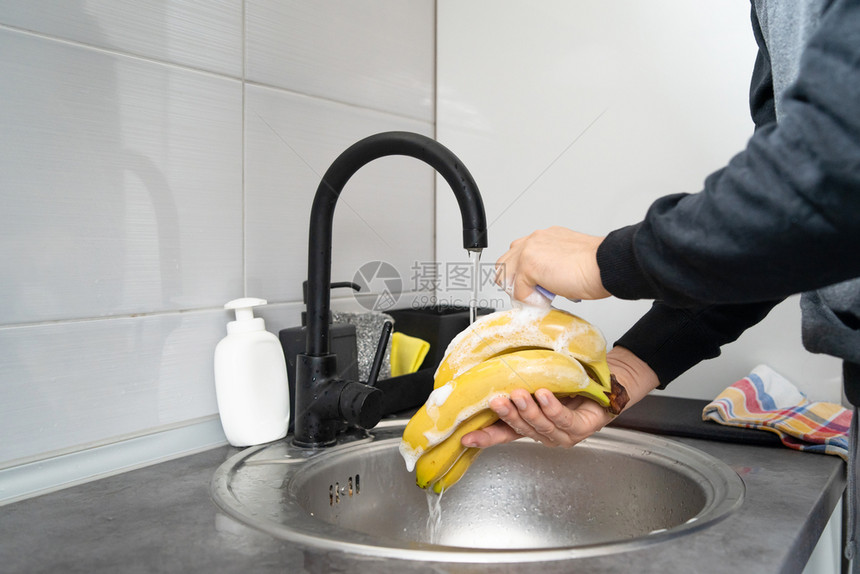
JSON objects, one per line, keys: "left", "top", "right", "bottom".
{"left": 390, "top": 332, "right": 430, "bottom": 377}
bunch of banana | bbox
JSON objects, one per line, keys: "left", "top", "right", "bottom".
{"left": 399, "top": 307, "right": 629, "bottom": 493}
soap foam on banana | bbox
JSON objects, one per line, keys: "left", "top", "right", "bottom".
{"left": 426, "top": 382, "right": 454, "bottom": 409}
{"left": 399, "top": 442, "right": 421, "bottom": 472}
{"left": 435, "top": 304, "right": 554, "bottom": 381}
{"left": 423, "top": 382, "right": 454, "bottom": 423}
{"left": 401, "top": 388, "right": 514, "bottom": 473}
{"left": 433, "top": 305, "right": 611, "bottom": 391}
{"left": 421, "top": 391, "right": 499, "bottom": 447}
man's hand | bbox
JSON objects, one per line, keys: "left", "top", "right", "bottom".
{"left": 461, "top": 346, "right": 659, "bottom": 449}
{"left": 495, "top": 226, "right": 610, "bottom": 304}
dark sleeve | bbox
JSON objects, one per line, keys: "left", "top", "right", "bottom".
{"left": 615, "top": 299, "right": 781, "bottom": 388}
{"left": 597, "top": 0, "right": 860, "bottom": 309}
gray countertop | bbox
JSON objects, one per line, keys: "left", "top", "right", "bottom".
{"left": 1, "top": 429, "right": 845, "bottom": 574}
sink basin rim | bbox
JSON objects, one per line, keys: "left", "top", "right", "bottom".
{"left": 210, "top": 420, "right": 745, "bottom": 563}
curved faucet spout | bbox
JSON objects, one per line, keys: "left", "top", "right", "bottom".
{"left": 294, "top": 131, "right": 488, "bottom": 447}
{"left": 306, "top": 131, "right": 488, "bottom": 357}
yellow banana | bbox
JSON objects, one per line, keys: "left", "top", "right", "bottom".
{"left": 401, "top": 308, "right": 629, "bottom": 492}
{"left": 399, "top": 349, "right": 611, "bottom": 476}
{"left": 434, "top": 307, "right": 612, "bottom": 391}
{"left": 429, "top": 447, "right": 482, "bottom": 494}
{"left": 414, "top": 409, "right": 498, "bottom": 490}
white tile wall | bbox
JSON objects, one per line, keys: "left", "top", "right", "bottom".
{"left": 0, "top": 0, "right": 243, "bottom": 76}
{"left": 244, "top": 85, "right": 434, "bottom": 302}
{"left": 245, "top": 0, "right": 435, "bottom": 122}
{"left": 0, "top": 311, "right": 225, "bottom": 465}
{"left": 0, "top": 28, "right": 244, "bottom": 325}
{"left": 0, "top": 1, "right": 436, "bottom": 473}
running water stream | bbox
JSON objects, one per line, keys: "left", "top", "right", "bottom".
{"left": 468, "top": 249, "right": 482, "bottom": 324}
{"left": 425, "top": 249, "right": 480, "bottom": 543}
{"left": 425, "top": 489, "right": 445, "bottom": 544}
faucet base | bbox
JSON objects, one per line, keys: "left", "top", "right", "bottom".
{"left": 292, "top": 354, "right": 384, "bottom": 448}
{"left": 293, "top": 354, "right": 341, "bottom": 448}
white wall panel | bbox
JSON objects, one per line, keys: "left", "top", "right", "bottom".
{"left": 246, "top": 0, "right": 435, "bottom": 121}
{"left": 0, "top": 28, "right": 244, "bottom": 325}
{"left": 0, "top": 0, "right": 242, "bottom": 76}
{"left": 244, "top": 85, "right": 435, "bottom": 308}
{"left": 0, "top": 310, "right": 224, "bottom": 467}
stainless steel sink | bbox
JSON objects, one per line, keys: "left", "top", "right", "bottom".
{"left": 210, "top": 420, "right": 744, "bottom": 563}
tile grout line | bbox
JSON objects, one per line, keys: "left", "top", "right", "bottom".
{"left": 432, "top": 0, "right": 439, "bottom": 273}
{"left": 241, "top": 79, "right": 436, "bottom": 125}
{"left": 0, "top": 21, "right": 242, "bottom": 82}
{"left": 0, "top": 292, "right": 434, "bottom": 331}
{"left": 242, "top": 0, "right": 248, "bottom": 299}
{"left": 0, "top": 22, "right": 433, "bottom": 126}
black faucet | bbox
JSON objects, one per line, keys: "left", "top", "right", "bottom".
{"left": 293, "top": 131, "right": 488, "bottom": 447}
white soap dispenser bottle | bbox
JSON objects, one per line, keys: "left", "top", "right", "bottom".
{"left": 214, "top": 298, "right": 289, "bottom": 447}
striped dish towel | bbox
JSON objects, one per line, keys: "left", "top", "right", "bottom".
{"left": 702, "top": 364, "right": 851, "bottom": 461}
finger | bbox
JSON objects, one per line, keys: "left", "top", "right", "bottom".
{"left": 495, "top": 238, "right": 524, "bottom": 288}
{"left": 510, "top": 389, "right": 575, "bottom": 447}
{"left": 509, "top": 389, "right": 555, "bottom": 434}
{"left": 461, "top": 420, "right": 521, "bottom": 448}
{"left": 501, "top": 274, "right": 516, "bottom": 297}
{"left": 511, "top": 273, "right": 543, "bottom": 308}
{"left": 549, "top": 391, "right": 614, "bottom": 441}
{"left": 487, "top": 395, "right": 539, "bottom": 441}
{"left": 494, "top": 256, "right": 513, "bottom": 289}
{"left": 534, "top": 388, "right": 578, "bottom": 432}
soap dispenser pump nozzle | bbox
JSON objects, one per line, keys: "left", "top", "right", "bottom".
{"left": 224, "top": 298, "right": 267, "bottom": 333}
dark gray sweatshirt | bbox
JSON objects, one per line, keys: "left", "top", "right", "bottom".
{"left": 597, "top": 0, "right": 860, "bottom": 396}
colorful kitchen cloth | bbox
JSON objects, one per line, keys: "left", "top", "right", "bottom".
{"left": 702, "top": 364, "right": 852, "bottom": 461}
